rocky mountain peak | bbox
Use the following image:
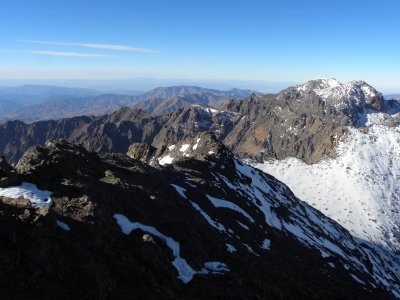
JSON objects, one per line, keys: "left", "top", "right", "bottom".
{"left": 126, "top": 143, "right": 158, "bottom": 163}
{"left": 350, "top": 80, "right": 384, "bottom": 110}
{"left": 0, "top": 156, "right": 20, "bottom": 187}
{"left": 128, "top": 131, "right": 234, "bottom": 168}
{"left": 296, "top": 78, "right": 384, "bottom": 112}
{"left": 329, "top": 80, "right": 381, "bottom": 108}
{"left": 15, "top": 140, "right": 103, "bottom": 185}
{"left": 161, "top": 131, "right": 232, "bottom": 163}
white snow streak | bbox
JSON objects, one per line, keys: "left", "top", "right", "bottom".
{"left": 114, "top": 214, "right": 229, "bottom": 283}
{"left": 0, "top": 182, "right": 53, "bottom": 207}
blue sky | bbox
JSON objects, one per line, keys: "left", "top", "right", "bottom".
{"left": 0, "top": 0, "right": 399, "bottom": 91}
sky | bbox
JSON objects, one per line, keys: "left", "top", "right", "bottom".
{"left": 0, "top": 0, "right": 399, "bottom": 92}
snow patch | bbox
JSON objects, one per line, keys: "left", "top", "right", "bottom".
{"left": 320, "top": 250, "right": 331, "bottom": 258}
{"left": 0, "top": 182, "right": 53, "bottom": 207}
{"left": 179, "top": 144, "right": 190, "bottom": 152}
{"left": 192, "top": 105, "right": 220, "bottom": 114}
{"left": 56, "top": 220, "right": 71, "bottom": 231}
{"left": 237, "top": 221, "right": 249, "bottom": 230}
{"left": 114, "top": 214, "right": 229, "bottom": 283}
{"left": 171, "top": 184, "right": 187, "bottom": 199}
{"left": 261, "top": 239, "right": 271, "bottom": 250}
{"left": 206, "top": 194, "right": 255, "bottom": 223}
{"left": 113, "top": 214, "right": 196, "bottom": 283}
{"left": 158, "top": 155, "right": 174, "bottom": 165}
{"left": 203, "top": 262, "right": 229, "bottom": 273}
{"left": 351, "top": 274, "right": 366, "bottom": 285}
{"left": 243, "top": 243, "right": 259, "bottom": 256}
{"left": 192, "top": 138, "right": 201, "bottom": 150}
{"left": 190, "top": 201, "right": 226, "bottom": 232}
{"left": 226, "top": 243, "right": 237, "bottom": 253}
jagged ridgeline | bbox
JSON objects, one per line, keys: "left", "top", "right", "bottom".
{"left": 0, "top": 133, "right": 398, "bottom": 299}
{"left": 1, "top": 79, "right": 400, "bottom": 299}
{"left": 1, "top": 79, "right": 397, "bottom": 165}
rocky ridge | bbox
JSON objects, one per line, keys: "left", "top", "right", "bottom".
{"left": 0, "top": 135, "right": 399, "bottom": 298}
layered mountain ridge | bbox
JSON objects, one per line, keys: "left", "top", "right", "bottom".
{"left": 0, "top": 85, "right": 258, "bottom": 123}
{"left": 2, "top": 78, "right": 394, "bottom": 167}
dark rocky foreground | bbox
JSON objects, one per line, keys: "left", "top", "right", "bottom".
{"left": 0, "top": 133, "right": 398, "bottom": 299}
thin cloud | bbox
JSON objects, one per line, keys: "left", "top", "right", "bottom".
{"left": 18, "top": 40, "right": 159, "bottom": 54}
{"left": 25, "top": 50, "right": 117, "bottom": 57}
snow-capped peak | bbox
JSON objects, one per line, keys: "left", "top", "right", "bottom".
{"left": 297, "top": 78, "right": 342, "bottom": 92}
{"left": 297, "top": 78, "right": 376, "bottom": 96}
{"left": 297, "top": 78, "right": 341, "bottom": 91}
{"left": 296, "top": 78, "right": 384, "bottom": 113}
{"left": 319, "top": 78, "right": 341, "bottom": 87}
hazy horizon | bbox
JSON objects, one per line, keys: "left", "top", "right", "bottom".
{"left": 0, "top": 77, "right": 399, "bottom": 95}
{"left": 0, "top": 77, "right": 300, "bottom": 93}
{"left": 1, "top": 0, "right": 399, "bottom": 93}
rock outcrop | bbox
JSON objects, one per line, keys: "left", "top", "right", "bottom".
{"left": 0, "top": 156, "right": 20, "bottom": 187}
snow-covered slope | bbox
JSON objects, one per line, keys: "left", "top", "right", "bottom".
{"left": 253, "top": 117, "right": 400, "bottom": 252}
{"left": 153, "top": 134, "right": 400, "bottom": 295}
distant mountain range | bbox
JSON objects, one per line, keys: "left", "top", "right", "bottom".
{"left": 133, "top": 87, "right": 260, "bottom": 114}
{"left": 0, "top": 85, "right": 102, "bottom": 117}
{"left": 0, "top": 78, "right": 295, "bottom": 93}
{"left": 0, "top": 84, "right": 101, "bottom": 104}
{"left": 133, "top": 93, "right": 225, "bottom": 114}
{"left": 0, "top": 85, "right": 260, "bottom": 122}
{"left": 139, "top": 86, "right": 259, "bottom": 99}
{"left": 0, "top": 98, "right": 24, "bottom": 115}
{"left": 385, "top": 94, "right": 400, "bottom": 100}
{"left": 0, "top": 94, "right": 139, "bottom": 123}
